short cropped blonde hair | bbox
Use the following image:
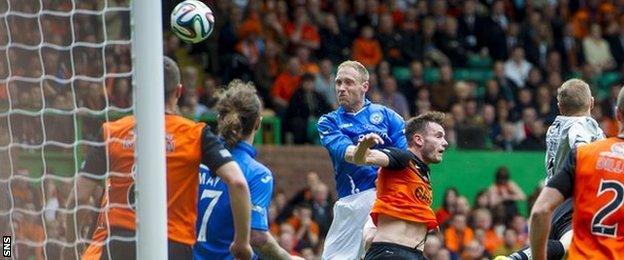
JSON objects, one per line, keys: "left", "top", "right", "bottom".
{"left": 557, "top": 79, "right": 592, "bottom": 115}
{"left": 337, "top": 60, "right": 369, "bottom": 84}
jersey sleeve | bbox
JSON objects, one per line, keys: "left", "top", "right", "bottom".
{"left": 81, "top": 129, "right": 107, "bottom": 180}
{"left": 379, "top": 147, "right": 413, "bottom": 170}
{"left": 546, "top": 148, "right": 577, "bottom": 199}
{"left": 567, "top": 122, "right": 596, "bottom": 148}
{"left": 200, "top": 126, "right": 234, "bottom": 173}
{"left": 249, "top": 170, "right": 273, "bottom": 231}
{"left": 318, "top": 115, "right": 353, "bottom": 162}
{"left": 385, "top": 108, "right": 407, "bottom": 149}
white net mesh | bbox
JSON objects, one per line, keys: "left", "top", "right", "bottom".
{"left": 0, "top": 0, "right": 133, "bottom": 259}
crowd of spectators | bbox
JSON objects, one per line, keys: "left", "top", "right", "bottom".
{"left": 3, "top": 0, "right": 624, "bottom": 259}
{"left": 3, "top": 0, "right": 624, "bottom": 148}
{"left": 161, "top": 0, "right": 624, "bottom": 147}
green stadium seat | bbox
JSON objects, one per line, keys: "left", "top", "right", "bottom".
{"left": 563, "top": 71, "right": 582, "bottom": 80}
{"left": 424, "top": 68, "right": 439, "bottom": 83}
{"left": 453, "top": 69, "right": 493, "bottom": 85}
{"left": 423, "top": 68, "right": 493, "bottom": 86}
{"left": 473, "top": 69, "right": 494, "bottom": 84}
{"left": 467, "top": 55, "right": 493, "bottom": 69}
{"left": 307, "top": 118, "right": 321, "bottom": 145}
{"left": 595, "top": 72, "right": 621, "bottom": 100}
{"left": 261, "top": 116, "right": 282, "bottom": 145}
{"left": 392, "top": 67, "right": 411, "bottom": 82}
{"left": 597, "top": 72, "right": 621, "bottom": 89}
{"left": 453, "top": 69, "right": 472, "bottom": 81}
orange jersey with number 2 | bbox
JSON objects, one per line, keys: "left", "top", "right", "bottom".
{"left": 569, "top": 137, "right": 624, "bottom": 259}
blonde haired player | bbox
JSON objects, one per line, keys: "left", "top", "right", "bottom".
{"left": 317, "top": 60, "right": 407, "bottom": 259}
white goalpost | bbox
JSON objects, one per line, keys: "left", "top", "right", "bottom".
{"left": 0, "top": 0, "right": 168, "bottom": 259}
{"left": 131, "top": 0, "right": 167, "bottom": 260}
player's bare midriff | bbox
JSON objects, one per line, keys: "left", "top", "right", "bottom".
{"left": 373, "top": 214, "right": 428, "bottom": 251}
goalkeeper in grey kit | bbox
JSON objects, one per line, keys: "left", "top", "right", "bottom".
{"left": 498, "top": 79, "right": 604, "bottom": 260}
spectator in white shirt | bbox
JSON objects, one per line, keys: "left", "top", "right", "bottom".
{"left": 504, "top": 46, "right": 533, "bottom": 89}
{"left": 583, "top": 23, "right": 616, "bottom": 74}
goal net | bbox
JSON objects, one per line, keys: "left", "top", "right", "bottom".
{"left": 0, "top": 0, "right": 146, "bottom": 259}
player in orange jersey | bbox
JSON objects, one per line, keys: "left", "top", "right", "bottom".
{"left": 347, "top": 111, "right": 448, "bottom": 259}
{"left": 529, "top": 86, "right": 624, "bottom": 260}
{"left": 81, "top": 225, "right": 106, "bottom": 260}
{"left": 63, "top": 57, "right": 253, "bottom": 260}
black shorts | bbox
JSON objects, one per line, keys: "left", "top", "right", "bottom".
{"left": 549, "top": 198, "right": 573, "bottom": 240}
{"left": 100, "top": 227, "right": 192, "bottom": 260}
{"left": 364, "top": 242, "right": 426, "bottom": 260}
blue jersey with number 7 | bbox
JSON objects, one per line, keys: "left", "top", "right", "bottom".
{"left": 193, "top": 141, "right": 273, "bottom": 260}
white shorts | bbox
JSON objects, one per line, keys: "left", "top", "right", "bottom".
{"left": 322, "top": 188, "right": 376, "bottom": 260}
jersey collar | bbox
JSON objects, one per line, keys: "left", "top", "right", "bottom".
{"left": 234, "top": 141, "right": 257, "bottom": 158}
{"left": 338, "top": 99, "right": 371, "bottom": 115}
{"left": 411, "top": 152, "right": 431, "bottom": 180}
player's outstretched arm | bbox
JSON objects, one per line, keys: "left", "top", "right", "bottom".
{"left": 250, "top": 230, "right": 303, "bottom": 260}
{"left": 346, "top": 133, "right": 390, "bottom": 166}
{"left": 215, "top": 162, "right": 253, "bottom": 260}
{"left": 529, "top": 187, "right": 565, "bottom": 260}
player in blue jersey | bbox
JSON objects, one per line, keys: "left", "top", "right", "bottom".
{"left": 193, "top": 80, "right": 303, "bottom": 260}
{"left": 317, "top": 60, "right": 408, "bottom": 259}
